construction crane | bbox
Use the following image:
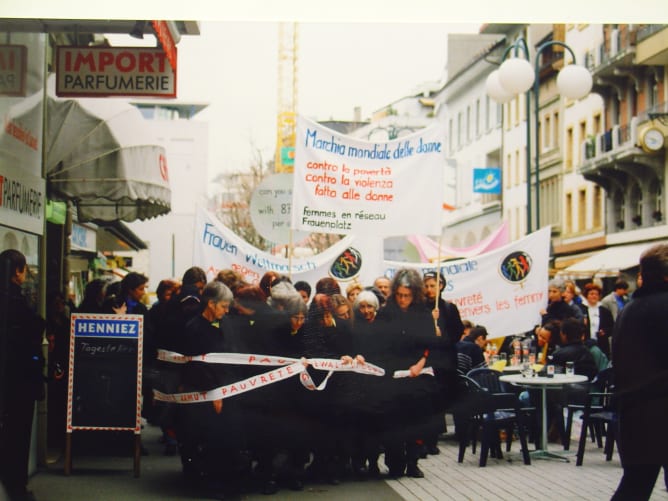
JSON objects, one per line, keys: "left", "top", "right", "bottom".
{"left": 275, "top": 22, "right": 298, "bottom": 173}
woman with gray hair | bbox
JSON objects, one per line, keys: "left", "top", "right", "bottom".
{"left": 178, "top": 281, "right": 246, "bottom": 498}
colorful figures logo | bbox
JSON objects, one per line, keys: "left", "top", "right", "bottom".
{"left": 500, "top": 251, "right": 532, "bottom": 283}
{"left": 330, "top": 247, "right": 362, "bottom": 280}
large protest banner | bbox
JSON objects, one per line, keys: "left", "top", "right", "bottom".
{"left": 291, "top": 116, "right": 445, "bottom": 236}
{"left": 193, "top": 206, "right": 383, "bottom": 287}
{"left": 383, "top": 226, "right": 551, "bottom": 340}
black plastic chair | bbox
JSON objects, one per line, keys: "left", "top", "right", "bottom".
{"left": 575, "top": 381, "right": 617, "bottom": 466}
{"left": 564, "top": 367, "right": 614, "bottom": 451}
{"left": 454, "top": 375, "right": 531, "bottom": 467}
{"left": 468, "top": 367, "right": 538, "bottom": 447}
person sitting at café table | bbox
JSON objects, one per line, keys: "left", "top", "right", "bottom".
{"left": 535, "top": 322, "right": 560, "bottom": 365}
{"left": 551, "top": 318, "right": 598, "bottom": 380}
{"left": 455, "top": 325, "right": 489, "bottom": 375}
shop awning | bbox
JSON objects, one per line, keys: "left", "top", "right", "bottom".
{"left": 2, "top": 77, "right": 171, "bottom": 223}
{"left": 562, "top": 241, "right": 665, "bottom": 276}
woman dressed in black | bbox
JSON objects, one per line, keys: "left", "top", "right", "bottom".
{"left": 178, "top": 281, "right": 246, "bottom": 498}
{"left": 0, "top": 249, "right": 45, "bottom": 501}
{"left": 375, "top": 268, "right": 445, "bottom": 479}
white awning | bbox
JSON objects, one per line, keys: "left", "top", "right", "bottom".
{"left": 1, "top": 76, "right": 171, "bottom": 223}
{"left": 563, "top": 241, "right": 665, "bottom": 276}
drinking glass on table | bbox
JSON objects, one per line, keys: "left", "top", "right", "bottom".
{"left": 565, "top": 361, "right": 575, "bottom": 376}
{"left": 521, "top": 361, "right": 533, "bottom": 378}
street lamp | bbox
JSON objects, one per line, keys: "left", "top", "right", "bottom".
{"left": 487, "top": 37, "right": 592, "bottom": 233}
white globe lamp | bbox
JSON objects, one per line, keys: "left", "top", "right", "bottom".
{"left": 498, "top": 57, "right": 535, "bottom": 94}
{"left": 486, "top": 70, "right": 515, "bottom": 103}
{"left": 557, "top": 64, "right": 593, "bottom": 100}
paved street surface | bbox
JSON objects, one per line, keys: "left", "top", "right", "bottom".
{"left": 14, "top": 416, "right": 668, "bottom": 501}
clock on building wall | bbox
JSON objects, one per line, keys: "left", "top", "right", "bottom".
{"left": 639, "top": 127, "right": 665, "bottom": 153}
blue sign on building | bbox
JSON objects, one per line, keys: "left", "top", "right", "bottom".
{"left": 473, "top": 167, "right": 502, "bottom": 194}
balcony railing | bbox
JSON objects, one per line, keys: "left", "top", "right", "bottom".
{"left": 636, "top": 24, "right": 668, "bottom": 43}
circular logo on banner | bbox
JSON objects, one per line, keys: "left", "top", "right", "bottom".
{"left": 499, "top": 251, "right": 532, "bottom": 283}
{"left": 330, "top": 247, "right": 363, "bottom": 281}
{"left": 250, "top": 173, "right": 308, "bottom": 244}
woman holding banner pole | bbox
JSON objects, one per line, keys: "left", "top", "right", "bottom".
{"left": 422, "top": 271, "right": 462, "bottom": 456}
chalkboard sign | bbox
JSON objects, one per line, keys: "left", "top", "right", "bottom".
{"left": 66, "top": 313, "right": 143, "bottom": 432}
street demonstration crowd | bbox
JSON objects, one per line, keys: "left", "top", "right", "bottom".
{"left": 5, "top": 244, "right": 668, "bottom": 501}
{"left": 48, "top": 265, "right": 641, "bottom": 499}
{"left": 99, "top": 266, "right": 463, "bottom": 498}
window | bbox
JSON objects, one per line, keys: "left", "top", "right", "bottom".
{"left": 515, "top": 150, "right": 520, "bottom": 186}
{"left": 593, "top": 113, "right": 601, "bottom": 134}
{"left": 593, "top": 186, "right": 602, "bottom": 228}
{"left": 650, "top": 76, "right": 659, "bottom": 109}
{"left": 485, "top": 96, "right": 491, "bottom": 131}
{"left": 579, "top": 120, "right": 587, "bottom": 164}
{"left": 505, "top": 153, "right": 512, "bottom": 188}
{"left": 565, "top": 127, "right": 574, "bottom": 171}
{"left": 565, "top": 192, "right": 573, "bottom": 233}
{"left": 475, "top": 99, "right": 481, "bottom": 137}
{"left": 496, "top": 102, "right": 503, "bottom": 128}
{"left": 544, "top": 114, "right": 551, "bottom": 150}
{"left": 514, "top": 95, "right": 520, "bottom": 127}
{"left": 578, "top": 189, "right": 586, "bottom": 232}
{"left": 448, "top": 118, "right": 454, "bottom": 153}
{"left": 457, "top": 112, "right": 463, "bottom": 147}
{"left": 466, "top": 105, "right": 471, "bottom": 142}
{"left": 553, "top": 111, "right": 560, "bottom": 148}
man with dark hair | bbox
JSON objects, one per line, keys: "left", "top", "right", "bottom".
{"left": 600, "top": 279, "right": 629, "bottom": 321}
{"left": 0, "top": 249, "right": 45, "bottom": 501}
{"left": 552, "top": 318, "right": 597, "bottom": 380}
{"left": 612, "top": 244, "right": 668, "bottom": 500}
{"left": 455, "top": 325, "right": 488, "bottom": 375}
{"left": 293, "top": 280, "right": 312, "bottom": 304}
{"left": 153, "top": 266, "right": 206, "bottom": 454}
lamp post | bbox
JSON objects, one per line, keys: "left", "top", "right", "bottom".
{"left": 486, "top": 37, "right": 592, "bottom": 234}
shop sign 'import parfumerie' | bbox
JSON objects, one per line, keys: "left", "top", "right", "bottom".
{"left": 55, "top": 46, "right": 177, "bottom": 98}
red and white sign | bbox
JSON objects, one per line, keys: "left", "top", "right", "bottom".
{"left": 55, "top": 46, "right": 177, "bottom": 98}
{"left": 0, "top": 45, "right": 27, "bottom": 96}
{"left": 151, "top": 21, "right": 178, "bottom": 72}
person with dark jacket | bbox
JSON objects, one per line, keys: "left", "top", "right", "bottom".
{"left": 179, "top": 281, "right": 246, "bottom": 498}
{"left": 552, "top": 318, "right": 598, "bottom": 381}
{"left": 455, "top": 325, "right": 489, "bottom": 375}
{"left": 540, "top": 279, "right": 578, "bottom": 326}
{"left": 374, "top": 269, "right": 444, "bottom": 479}
{"left": 152, "top": 267, "right": 206, "bottom": 455}
{"left": 612, "top": 244, "right": 668, "bottom": 500}
{"left": 0, "top": 249, "right": 46, "bottom": 501}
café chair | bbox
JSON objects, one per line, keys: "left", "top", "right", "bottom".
{"left": 467, "top": 367, "right": 538, "bottom": 446}
{"left": 575, "top": 381, "right": 617, "bottom": 466}
{"left": 453, "top": 375, "right": 531, "bottom": 467}
{"left": 563, "top": 367, "right": 614, "bottom": 451}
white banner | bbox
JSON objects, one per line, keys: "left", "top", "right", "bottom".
{"left": 382, "top": 227, "right": 552, "bottom": 340}
{"left": 291, "top": 116, "right": 445, "bottom": 236}
{"left": 193, "top": 206, "right": 383, "bottom": 287}
{"left": 193, "top": 206, "right": 550, "bottom": 340}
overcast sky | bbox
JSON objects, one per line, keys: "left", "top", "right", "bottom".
{"left": 5, "top": 0, "right": 663, "bottom": 180}
{"left": 168, "top": 21, "right": 480, "bottom": 176}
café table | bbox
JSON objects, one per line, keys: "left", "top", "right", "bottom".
{"left": 499, "top": 373, "right": 588, "bottom": 461}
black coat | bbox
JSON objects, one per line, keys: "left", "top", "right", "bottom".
{"left": 551, "top": 342, "right": 598, "bottom": 381}
{"left": 612, "top": 282, "right": 668, "bottom": 466}
{"left": 1, "top": 281, "right": 45, "bottom": 403}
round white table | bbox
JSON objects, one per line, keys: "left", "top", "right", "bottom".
{"left": 499, "top": 373, "right": 588, "bottom": 461}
